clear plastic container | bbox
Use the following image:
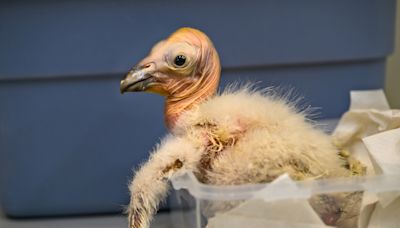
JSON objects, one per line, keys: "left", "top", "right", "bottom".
{"left": 170, "top": 171, "right": 400, "bottom": 228}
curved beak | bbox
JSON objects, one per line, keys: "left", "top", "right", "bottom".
{"left": 120, "top": 64, "right": 155, "bottom": 94}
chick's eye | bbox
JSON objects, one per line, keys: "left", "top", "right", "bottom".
{"left": 174, "top": 55, "right": 186, "bottom": 67}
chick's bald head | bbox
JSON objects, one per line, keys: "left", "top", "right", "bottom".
{"left": 120, "top": 28, "right": 221, "bottom": 101}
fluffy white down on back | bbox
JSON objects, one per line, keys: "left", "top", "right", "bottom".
{"left": 173, "top": 87, "right": 349, "bottom": 185}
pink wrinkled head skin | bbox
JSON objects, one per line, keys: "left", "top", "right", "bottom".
{"left": 138, "top": 28, "right": 221, "bottom": 129}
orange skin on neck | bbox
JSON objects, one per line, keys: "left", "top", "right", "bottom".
{"left": 137, "top": 28, "right": 221, "bottom": 130}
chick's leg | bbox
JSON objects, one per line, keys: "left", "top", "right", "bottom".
{"left": 128, "top": 136, "right": 201, "bottom": 228}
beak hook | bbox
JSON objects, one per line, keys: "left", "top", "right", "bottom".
{"left": 120, "top": 64, "right": 155, "bottom": 94}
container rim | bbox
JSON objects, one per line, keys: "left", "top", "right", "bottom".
{"left": 171, "top": 171, "right": 400, "bottom": 201}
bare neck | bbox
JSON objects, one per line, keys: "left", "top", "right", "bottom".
{"left": 164, "top": 82, "right": 217, "bottom": 130}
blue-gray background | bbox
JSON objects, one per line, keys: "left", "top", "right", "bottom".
{"left": 0, "top": 0, "right": 396, "bottom": 217}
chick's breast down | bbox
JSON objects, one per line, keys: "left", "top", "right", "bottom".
{"left": 174, "top": 87, "right": 349, "bottom": 185}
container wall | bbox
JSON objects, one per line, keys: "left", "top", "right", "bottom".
{"left": 170, "top": 180, "right": 400, "bottom": 228}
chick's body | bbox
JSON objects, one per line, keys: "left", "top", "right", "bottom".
{"left": 174, "top": 88, "right": 348, "bottom": 185}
